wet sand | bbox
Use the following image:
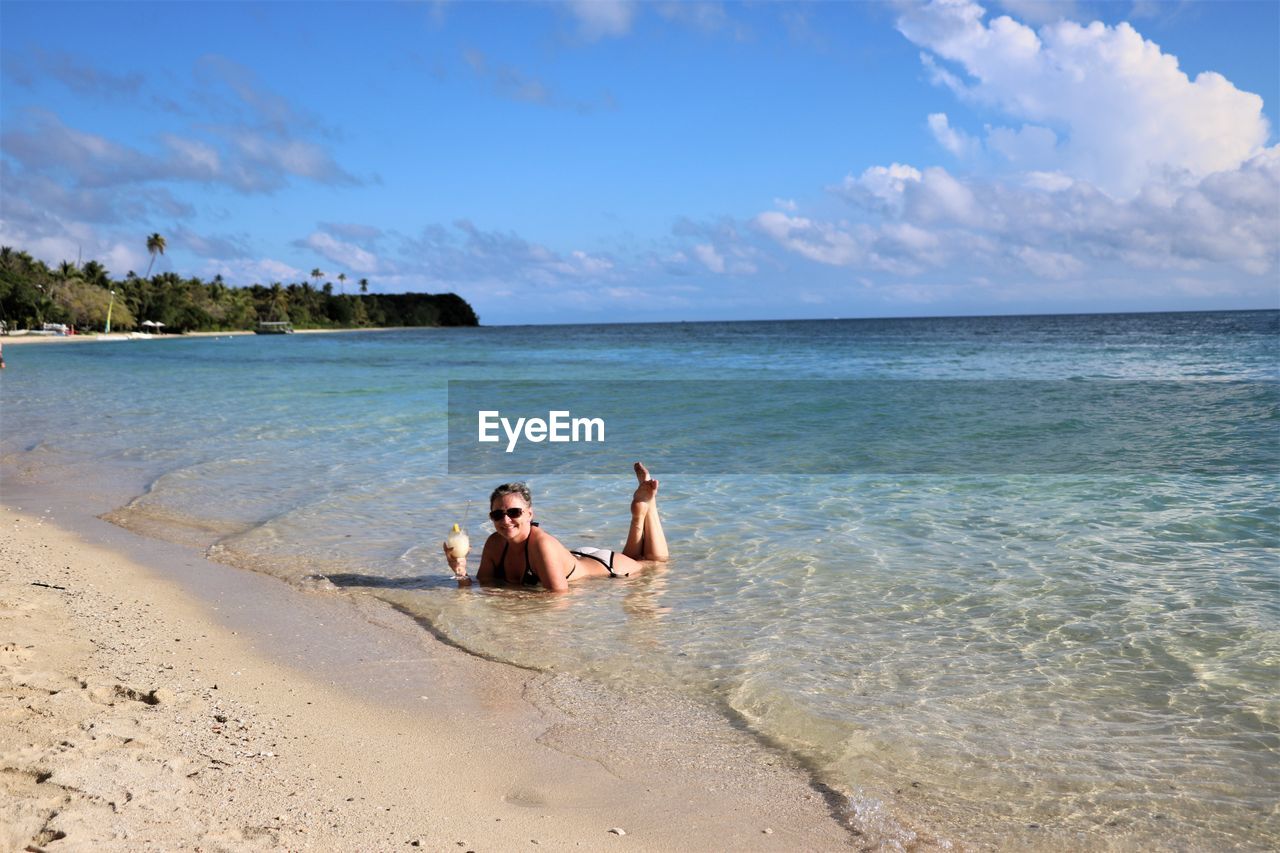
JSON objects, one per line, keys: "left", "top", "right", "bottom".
{"left": 0, "top": 493, "right": 883, "bottom": 851}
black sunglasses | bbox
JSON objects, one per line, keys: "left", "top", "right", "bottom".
{"left": 489, "top": 507, "right": 527, "bottom": 522}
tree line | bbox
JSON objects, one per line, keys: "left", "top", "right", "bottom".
{"left": 0, "top": 246, "right": 479, "bottom": 333}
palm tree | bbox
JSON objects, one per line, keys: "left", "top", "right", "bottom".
{"left": 337, "top": 272, "right": 347, "bottom": 295}
{"left": 145, "top": 233, "right": 166, "bottom": 278}
{"left": 57, "top": 260, "right": 81, "bottom": 282}
{"left": 269, "top": 282, "right": 289, "bottom": 322}
{"left": 51, "top": 260, "right": 81, "bottom": 307}
{"left": 81, "top": 260, "right": 109, "bottom": 287}
{"left": 311, "top": 268, "right": 324, "bottom": 290}
{"left": 358, "top": 277, "right": 368, "bottom": 295}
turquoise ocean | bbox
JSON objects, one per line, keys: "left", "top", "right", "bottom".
{"left": 1, "top": 310, "right": 1276, "bottom": 848}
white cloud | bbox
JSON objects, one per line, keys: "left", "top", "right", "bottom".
{"left": 2, "top": 109, "right": 146, "bottom": 187}
{"left": 870, "top": 280, "right": 974, "bottom": 304}
{"left": 204, "top": 257, "right": 302, "bottom": 286}
{"left": 919, "top": 52, "right": 968, "bottom": 98}
{"left": 831, "top": 163, "right": 922, "bottom": 215}
{"left": 1021, "top": 170, "right": 1074, "bottom": 192}
{"left": 763, "top": 142, "right": 1279, "bottom": 290}
{"left": 101, "top": 242, "right": 144, "bottom": 278}
{"left": 0, "top": 214, "right": 147, "bottom": 278}
{"left": 11, "top": 49, "right": 145, "bottom": 100}
{"left": 1162, "top": 147, "right": 1280, "bottom": 275}
{"left": 880, "top": 222, "right": 940, "bottom": 254}
{"left": 568, "top": 0, "right": 635, "bottom": 40}
{"left": 656, "top": 2, "right": 730, "bottom": 33}
{"left": 319, "top": 222, "right": 384, "bottom": 243}
{"left": 833, "top": 163, "right": 977, "bottom": 225}
{"left": 567, "top": 249, "right": 614, "bottom": 277}
{"left": 1, "top": 108, "right": 357, "bottom": 195}
{"left": 693, "top": 243, "right": 726, "bottom": 273}
{"left": 398, "top": 220, "right": 616, "bottom": 288}
{"left": 194, "top": 54, "right": 323, "bottom": 138}
{"left": 1014, "top": 245, "right": 1085, "bottom": 278}
{"left": 991, "top": 0, "right": 1083, "bottom": 26}
{"left": 752, "top": 211, "right": 863, "bottom": 266}
{"left": 602, "top": 285, "right": 659, "bottom": 301}
{"left": 928, "top": 112, "right": 979, "bottom": 158}
{"left": 665, "top": 217, "right": 762, "bottom": 276}
{"left": 172, "top": 225, "right": 249, "bottom": 260}
{"left": 907, "top": 167, "right": 979, "bottom": 223}
{"left": 302, "top": 231, "right": 380, "bottom": 274}
{"left": 160, "top": 134, "right": 221, "bottom": 177}
{"left": 462, "top": 48, "right": 615, "bottom": 113}
{"left": 896, "top": 0, "right": 1271, "bottom": 197}
{"left": 228, "top": 133, "right": 356, "bottom": 189}
{"left": 984, "top": 122, "right": 1057, "bottom": 168}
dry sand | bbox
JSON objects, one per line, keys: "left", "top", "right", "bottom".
{"left": 0, "top": 332, "right": 254, "bottom": 347}
{"left": 0, "top": 327, "right": 417, "bottom": 347}
{"left": 0, "top": 502, "right": 877, "bottom": 851}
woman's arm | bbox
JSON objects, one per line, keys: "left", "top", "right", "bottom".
{"left": 473, "top": 534, "right": 502, "bottom": 585}
{"left": 529, "top": 532, "right": 572, "bottom": 593}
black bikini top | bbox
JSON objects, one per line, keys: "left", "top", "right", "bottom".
{"left": 496, "top": 523, "right": 541, "bottom": 586}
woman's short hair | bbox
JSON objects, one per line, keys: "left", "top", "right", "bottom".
{"left": 490, "top": 482, "right": 532, "bottom": 507}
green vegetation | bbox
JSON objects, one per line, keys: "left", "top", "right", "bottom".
{"left": 0, "top": 246, "right": 479, "bottom": 332}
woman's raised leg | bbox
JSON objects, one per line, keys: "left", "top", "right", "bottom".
{"left": 623, "top": 462, "right": 669, "bottom": 562}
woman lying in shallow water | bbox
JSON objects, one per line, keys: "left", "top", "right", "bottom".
{"left": 445, "top": 462, "right": 669, "bottom": 592}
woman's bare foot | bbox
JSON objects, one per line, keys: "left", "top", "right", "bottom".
{"left": 633, "top": 478, "right": 658, "bottom": 499}
{"left": 632, "top": 462, "right": 658, "bottom": 515}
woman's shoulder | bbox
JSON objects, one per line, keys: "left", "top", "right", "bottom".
{"left": 528, "top": 525, "right": 567, "bottom": 550}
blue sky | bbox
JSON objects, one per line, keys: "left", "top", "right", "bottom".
{"left": 2, "top": 1, "right": 1277, "bottom": 325}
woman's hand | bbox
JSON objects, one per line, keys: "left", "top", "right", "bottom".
{"left": 442, "top": 542, "right": 468, "bottom": 579}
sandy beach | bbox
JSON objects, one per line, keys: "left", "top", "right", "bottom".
{"left": 0, "top": 327, "right": 430, "bottom": 346}
{"left": 0, "top": 332, "right": 256, "bottom": 350}
{"left": 0, "top": 329, "right": 368, "bottom": 347}
{"left": 0, "top": 498, "right": 885, "bottom": 851}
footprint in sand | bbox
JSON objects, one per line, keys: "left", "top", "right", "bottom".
{"left": 0, "top": 642, "right": 35, "bottom": 663}
{"left": 86, "top": 683, "right": 164, "bottom": 707}
{"left": 503, "top": 787, "right": 549, "bottom": 808}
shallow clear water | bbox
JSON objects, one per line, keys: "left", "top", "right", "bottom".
{"left": 2, "top": 312, "right": 1277, "bottom": 848}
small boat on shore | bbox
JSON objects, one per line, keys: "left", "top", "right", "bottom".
{"left": 256, "top": 321, "right": 295, "bottom": 335}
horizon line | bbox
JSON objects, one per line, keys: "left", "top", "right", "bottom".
{"left": 480, "top": 306, "right": 1280, "bottom": 329}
